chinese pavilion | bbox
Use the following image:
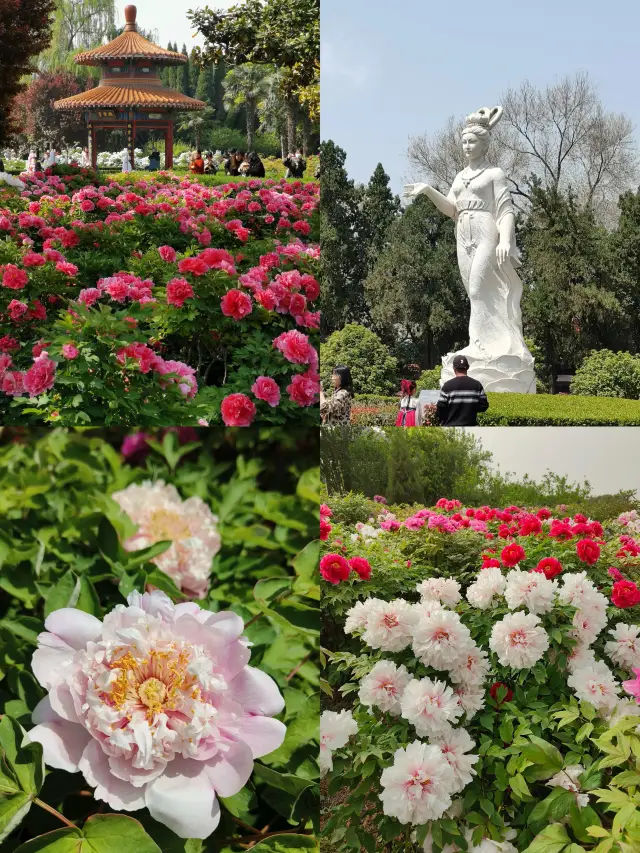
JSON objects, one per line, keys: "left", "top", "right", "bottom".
{"left": 54, "top": 5, "right": 205, "bottom": 170}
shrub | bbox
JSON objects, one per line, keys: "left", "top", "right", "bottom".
{"left": 321, "top": 324, "right": 397, "bottom": 395}
{"left": 571, "top": 349, "right": 640, "bottom": 399}
{"left": 416, "top": 365, "right": 441, "bottom": 391}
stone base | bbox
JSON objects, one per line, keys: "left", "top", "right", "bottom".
{"left": 441, "top": 351, "right": 536, "bottom": 394}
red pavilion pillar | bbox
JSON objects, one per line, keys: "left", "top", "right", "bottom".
{"left": 166, "top": 121, "right": 174, "bottom": 170}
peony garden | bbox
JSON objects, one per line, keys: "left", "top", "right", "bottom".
{"left": 320, "top": 484, "right": 640, "bottom": 852}
{"left": 0, "top": 427, "right": 320, "bottom": 851}
{"left": 0, "top": 168, "right": 319, "bottom": 426}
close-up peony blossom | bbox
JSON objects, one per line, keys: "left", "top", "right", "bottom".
{"left": 362, "top": 599, "right": 416, "bottom": 652}
{"left": 319, "top": 552, "right": 351, "bottom": 584}
{"left": 489, "top": 612, "right": 549, "bottom": 669}
{"left": 568, "top": 662, "right": 621, "bottom": 712}
{"left": 400, "top": 676, "right": 463, "bottom": 736}
{"left": 251, "top": 375, "right": 281, "bottom": 407}
{"left": 320, "top": 709, "right": 358, "bottom": 776}
{"left": 431, "top": 728, "right": 479, "bottom": 793}
{"left": 111, "top": 480, "right": 221, "bottom": 598}
{"left": 504, "top": 568, "right": 556, "bottom": 614}
{"left": 344, "top": 598, "right": 377, "bottom": 634}
{"left": 358, "top": 660, "right": 413, "bottom": 715}
{"left": 411, "top": 609, "right": 473, "bottom": 671}
{"left": 379, "top": 741, "right": 456, "bottom": 824}
{"left": 466, "top": 568, "right": 505, "bottom": 610}
{"left": 28, "top": 590, "right": 286, "bottom": 839}
{"left": 220, "top": 392, "right": 257, "bottom": 427}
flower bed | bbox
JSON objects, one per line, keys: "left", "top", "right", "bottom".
{"left": 0, "top": 427, "right": 320, "bottom": 851}
{"left": 351, "top": 394, "right": 640, "bottom": 426}
{"left": 320, "top": 498, "right": 640, "bottom": 852}
{"left": 0, "top": 166, "right": 319, "bottom": 425}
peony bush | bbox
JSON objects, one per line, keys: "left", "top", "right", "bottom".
{"left": 0, "top": 166, "right": 320, "bottom": 425}
{"left": 0, "top": 428, "right": 320, "bottom": 851}
{"left": 320, "top": 497, "right": 640, "bottom": 853}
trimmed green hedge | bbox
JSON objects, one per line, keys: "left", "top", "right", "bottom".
{"left": 352, "top": 393, "right": 640, "bottom": 425}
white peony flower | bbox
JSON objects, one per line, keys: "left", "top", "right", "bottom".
{"left": 567, "top": 643, "right": 598, "bottom": 673}
{"left": 400, "top": 677, "right": 463, "bottom": 736}
{"left": 363, "top": 599, "right": 416, "bottom": 652}
{"left": 411, "top": 609, "right": 473, "bottom": 671}
{"left": 453, "top": 682, "right": 486, "bottom": 718}
{"left": 379, "top": 741, "right": 456, "bottom": 824}
{"left": 416, "top": 577, "right": 462, "bottom": 608}
{"left": 430, "top": 728, "right": 479, "bottom": 793}
{"left": 571, "top": 596, "right": 609, "bottom": 645}
{"left": 504, "top": 569, "right": 556, "bottom": 614}
{"left": 489, "top": 612, "right": 549, "bottom": 669}
{"left": 558, "top": 571, "right": 598, "bottom": 608}
{"left": 344, "top": 599, "right": 377, "bottom": 634}
{"left": 319, "top": 709, "right": 358, "bottom": 777}
{"left": 568, "top": 663, "right": 620, "bottom": 713}
{"left": 412, "top": 599, "right": 445, "bottom": 621}
{"left": 449, "top": 645, "right": 490, "bottom": 686}
{"left": 605, "top": 623, "right": 640, "bottom": 671}
{"left": 358, "top": 660, "right": 413, "bottom": 715}
{"left": 548, "top": 765, "right": 590, "bottom": 808}
{"left": 466, "top": 568, "right": 505, "bottom": 609}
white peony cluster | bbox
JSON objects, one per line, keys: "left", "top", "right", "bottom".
{"left": 400, "top": 678, "right": 463, "bottom": 736}
{"left": 466, "top": 567, "right": 505, "bottom": 609}
{"left": 358, "top": 660, "right": 412, "bottom": 715}
{"left": 416, "top": 577, "right": 462, "bottom": 608}
{"left": 605, "top": 623, "right": 640, "bottom": 670}
{"left": 350, "top": 523, "right": 380, "bottom": 543}
{"left": 504, "top": 568, "right": 556, "bottom": 614}
{"left": 319, "top": 710, "right": 358, "bottom": 777}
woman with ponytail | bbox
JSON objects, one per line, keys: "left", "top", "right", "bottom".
{"left": 395, "top": 379, "right": 421, "bottom": 427}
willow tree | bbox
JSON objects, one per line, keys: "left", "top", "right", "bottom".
{"left": 40, "top": 0, "right": 116, "bottom": 71}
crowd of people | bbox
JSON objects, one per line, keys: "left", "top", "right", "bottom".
{"left": 187, "top": 149, "right": 268, "bottom": 177}
{"left": 320, "top": 356, "right": 490, "bottom": 428}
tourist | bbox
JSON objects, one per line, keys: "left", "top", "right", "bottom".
{"left": 283, "top": 151, "right": 295, "bottom": 178}
{"left": 190, "top": 150, "right": 205, "bottom": 175}
{"left": 204, "top": 152, "right": 217, "bottom": 174}
{"left": 26, "top": 150, "right": 37, "bottom": 174}
{"left": 395, "top": 379, "right": 421, "bottom": 427}
{"left": 121, "top": 149, "right": 132, "bottom": 173}
{"left": 238, "top": 155, "right": 250, "bottom": 176}
{"left": 146, "top": 150, "right": 161, "bottom": 171}
{"left": 81, "top": 147, "right": 91, "bottom": 168}
{"left": 294, "top": 149, "right": 307, "bottom": 178}
{"left": 320, "top": 365, "right": 354, "bottom": 425}
{"left": 247, "top": 151, "right": 266, "bottom": 178}
{"left": 222, "top": 150, "right": 231, "bottom": 174}
{"left": 228, "top": 149, "right": 242, "bottom": 176}
{"left": 436, "top": 355, "right": 489, "bottom": 426}
{"left": 35, "top": 151, "right": 42, "bottom": 172}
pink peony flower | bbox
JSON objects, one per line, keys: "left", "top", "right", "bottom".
{"left": 287, "top": 369, "right": 319, "bottom": 407}
{"left": 56, "top": 261, "right": 79, "bottom": 277}
{"left": 166, "top": 278, "right": 194, "bottom": 308}
{"left": 251, "top": 376, "right": 280, "bottom": 407}
{"left": 178, "top": 257, "right": 209, "bottom": 276}
{"left": 62, "top": 343, "right": 79, "bottom": 360}
{"left": 221, "top": 289, "right": 252, "bottom": 320}
{"left": 112, "top": 480, "right": 220, "bottom": 598}
{"left": 220, "top": 393, "right": 256, "bottom": 427}
{"left": 2, "top": 370, "right": 24, "bottom": 396}
{"left": 2, "top": 264, "right": 28, "bottom": 290}
{"left": 23, "top": 351, "right": 56, "bottom": 396}
{"left": 22, "top": 251, "right": 46, "bottom": 267}
{"left": 273, "top": 330, "right": 314, "bottom": 365}
{"left": 28, "top": 589, "right": 286, "bottom": 838}
{"left": 158, "top": 245, "right": 177, "bottom": 263}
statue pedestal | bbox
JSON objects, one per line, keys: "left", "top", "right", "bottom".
{"left": 441, "top": 352, "right": 536, "bottom": 394}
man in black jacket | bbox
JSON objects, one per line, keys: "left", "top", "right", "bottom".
{"left": 437, "top": 355, "right": 489, "bottom": 426}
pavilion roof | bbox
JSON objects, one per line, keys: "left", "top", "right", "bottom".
{"left": 74, "top": 5, "right": 188, "bottom": 66}
{"left": 54, "top": 83, "right": 206, "bottom": 111}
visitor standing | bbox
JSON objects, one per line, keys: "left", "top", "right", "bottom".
{"left": 26, "top": 150, "right": 37, "bottom": 173}
{"left": 294, "top": 149, "right": 307, "bottom": 178}
{"left": 436, "top": 355, "right": 489, "bottom": 426}
{"left": 283, "top": 151, "right": 295, "bottom": 178}
{"left": 190, "top": 151, "right": 205, "bottom": 174}
{"left": 395, "top": 380, "right": 421, "bottom": 427}
{"left": 81, "top": 147, "right": 91, "bottom": 168}
{"left": 320, "top": 365, "right": 354, "bottom": 425}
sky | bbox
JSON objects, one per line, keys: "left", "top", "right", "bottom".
{"left": 320, "top": 0, "right": 640, "bottom": 193}
{"left": 464, "top": 428, "right": 640, "bottom": 497}
{"left": 119, "top": 0, "right": 238, "bottom": 49}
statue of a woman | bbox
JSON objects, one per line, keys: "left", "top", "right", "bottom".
{"left": 404, "top": 106, "right": 536, "bottom": 393}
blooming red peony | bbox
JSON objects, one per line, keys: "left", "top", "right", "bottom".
{"left": 221, "top": 289, "right": 252, "bottom": 320}
{"left": 251, "top": 376, "right": 280, "bottom": 407}
{"left": 158, "top": 245, "right": 177, "bottom": 263}
{"left": 273, "top": 330, "right": 314, "bottom": 365}
{"left": 178, "top": 257, "right": 209, "bottom": 276}
{"left": 320, "top": 553, "right": 351, "bottom": 584}
{"left": 62, "top": 344, "right": 79, "bottom": 360}
{"left": 220, "top": 393, "right": 256, "bottom": 427}
{"left": 612, "top": 580, "right": 640, "bottom": 609}
{"left": 501, "top": 543, "right": 526, "bottom": 568}
{"left": 23, "top": 352, "right": 56, "bottom": 396}
{"left": 320, "top": 519, "right": 332, "bottom": 541}
{"left": 166, "top": 278, "right": 194, "bottom": 308}
{"left": 535, "top": 557, "right": 563, "bottom": 580}
{"left": 349, "top": 557, "right": 372, "bottom": 580}
{"left": 2, "top": 264, "right": 28, "bottom": 290}
{"left": 576, "top": 538, "right": 600, "bottom": 565}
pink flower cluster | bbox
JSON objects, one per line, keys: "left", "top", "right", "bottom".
{"left": 116, "top": 344, "right": 197, "bottom": 399}
{"left": 320, "top": 553, "right": 372, "bottom": 584}
{"left": 0, "top": 349, "right": 56, "bottom": 397}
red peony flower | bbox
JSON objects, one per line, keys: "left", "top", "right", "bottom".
{"left": 2, "top": 264, "right": 28, "bottom": 290}
{"left": 319, "top": 519, "right": 332, "bottom": 541}
{"left": 166, "top": 278, "right": 194, "bottom": 308}
{"left": 501, "top": 543, "right": 526, "bottom": 568}
{"left": 62, "top": 344, "right": 79, "bottom": 360}
{"left": 251, "top": 376, "right": 280, "bottom": 407}
{"left": 349, "top": 557, "right": 372, "bottom": 580}
{"left": 23, "top": 352, "right": 56, "bottom": 397}
{"left": 273, "top": 330, "right": 314, "bottom": 365}
{"left": 221, "top": 289, "right": 252, "bottom": 320}
{"left": 482, "top": 558, "right": 501, "bottom": 569}
{"left": 287, "top": 370, "right": 319, "bottom": 406}
{"left": 319, "top": 553, "right": 351, "bottom": 584}
{"left": 320, "top": 504, "right": 332, "bottom": 518}
{"left": 535, "top": 557, "right": 563, "bottom": 580}
{"left": 158, "top": 245, "right": 177, "bottom": 263}
{"left": 576, "top": 538, "right": 600, "bottom": 565}
{"left": 608, "top": 567, "right": 624, "bottom": 582}
{"left": 612, "top": 580, "right": 640, "bottom": 609}
{"left": 220, "top": 393, "right": 256, "bottom": 427}
{"left": 490, "top": 682, "right": 513, "bottom": 706}
{"left": 178, "top": 257, "right": 209, "bottom": 276}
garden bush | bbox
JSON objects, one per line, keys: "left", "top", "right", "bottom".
{"left": 0, "top": 427, "right": 320, "bottom": 852}
{"left": 571, "top": 349, "right": 640, "bottom": 399}
{"left": 416, "top": 366, "right": 442, "bottom": 391}
{"left": 319, "top": 498, "right": 640, "bottom": 853}
{"left": 320, "top": 325, "right": 397, "bottom": 395}
{"left": 0, "top": 167, "right": 320, "bottom": 425}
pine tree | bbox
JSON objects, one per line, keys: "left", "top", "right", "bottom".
{"left": 213, "top": 60, "right": 227, "bottom": 121}
{"left": 319, "top": 141, "right": 370, "bottom": 335}
{"left": 179, "top": 44, "right": 191, "bottom": 95}
{"left": 195, "top": 68, "right": 208, "bottom": 103}
{"left": 189, "top": 49, "right": 199, "bottom": 95}
{"left": 362, "top": 164, "right": 401, "bottom": 267}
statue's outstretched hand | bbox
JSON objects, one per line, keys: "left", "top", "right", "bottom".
{"left": 496, "top": 242, "right": 511, "bottom": 266}
{"left": 403, "top": 183, "right": 428, "bottom": 198}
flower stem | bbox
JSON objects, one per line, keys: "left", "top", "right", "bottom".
{"left": 34, "top": 798, "right": 77, "bottom": 829}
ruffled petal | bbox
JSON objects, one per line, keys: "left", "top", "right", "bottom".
{"left": 31, "top": 632, "right": 75, "bottom": 690}
{"left": 28, "top": 704, "right": 91, "bottom": 773}
{"left": 79, "top": 740, "right": 146, "bottom": 811}
{"left": 236, "top": 715, "right": 287, "bottom": 758}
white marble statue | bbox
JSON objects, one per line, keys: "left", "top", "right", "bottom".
{"left": 26, "top": 150, "right": 37, "bottom": 174}
{"left": 404, "top": 106, "right": 536, "bottom": 393}
{"left": 121, "top": 149, "right": 132, "bottom": 173}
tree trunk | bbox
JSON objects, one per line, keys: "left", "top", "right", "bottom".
{"left": 280, "top": 133, "right": 286, "bottom": 159}
{"left": 285, "top": 96, "right": 297, "bottom": 152}
{"left": 246, "top": 100, "right": 256, "bottom": 151}
{"left": 302, "top": 110, "right": 311, "bottom": 156}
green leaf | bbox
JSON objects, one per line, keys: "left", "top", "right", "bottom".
{"left": 14, "top": 814, "right": 163, "bottom": 853}
{"left": 292, "top": 541, "right": 319, "bottom": 581}
{"left": 249, "top": 834, "right": 318, "bottom": 851}
{"left": 521, "top": 736, "right": 564, "bottom": 781}
{"left": 44, "top": 572, "right": 100, "bottom": 618}
{"left": 276, "top": 601, "right": 318, "bottom": 633}
{"left": 521, "top": 823, "right": 571, "bottom": 853}
{"left": 254, "top": 577, "right": 293, "bottom": 606}
{"left": 0, "top": 716, "right": 43, "bottom": 795}
{"left": 296, "top": 467, "right": 320, "bottom": 504}
{"left": 126, "top": 541, "right": 172, "bottom": 570}
{"left": 0, "top": 791, "right": 32, "bottom": 844}
{"left": 144, "top": 569, "right": 185, "bottom": 601}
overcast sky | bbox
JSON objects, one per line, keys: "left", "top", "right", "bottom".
{"left": 463, "top": 428, "right": 640, "bottom": 497}
{"left": 122, "top": 0, "right": 238, "bottom": 49}
{"left": 321, "top": 0, "right": 640, "bottom": 192}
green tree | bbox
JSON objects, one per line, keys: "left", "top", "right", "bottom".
{"left": 179, "top": 43, "right": 190, "bottom": 95}
{"left": 364, "top": 195, "right": 467, "bottom": 370}
{"left": 177, "top": 106, "right": 216, "bottom": 150}
{"left": 361, "top": 163, "right": 400, "bottom": 264}
{"left": 611, "top": 188, "right": 640, "bottom": 353}
{"left": 39, "top": 0, "right": 115, "bottom": 71}
{"left": 222, "top": 63, "right": 272, "bottom": 151}
{"left": 213, "top": 60, "right": 227, "bottom": 121}
{"left": 320, "top": 324, "right": 397, "bottom": 395}
{"left": 319, "top": 141, "right": 369, "bottom": 334}
{"left": 519, "top": 182, "right": 623, "bottom": 380}
{"left": 189, "top": 48, "right": 199, "bottom": 95}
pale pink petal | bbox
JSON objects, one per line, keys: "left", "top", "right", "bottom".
{"left": 28, "top": 701, "right": 91, "bottom": 773}
{"left": 79, "top": 740, "right": 146, "bottom": 811}
{"left": 236, "top": 715, "right": 287, "bottom": 758}
{"left": 204, "top": 740, "right": 253, "bottom": 797}
{"left": 108, "top": 754, "right": 167, "bottom": 788}
{"left": 203, "top": 611, "right": 245, "bottom": 641}
{"left": 48, "top": 681, "right": 80, "bottom": 723}
{"left": 174, "top": 602, "right": 202, "bottom": 618}
{"left": 228, "top": 667, "right": 285, "bottom": 716}
{"left": 44, "top": 608, "right": 102, "bottom": 649}
{"left": 145, "top": 758, "right": 220, "bottom": 839}
{"left": 31, "top": 632, "right": 75, "bottom": 690}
